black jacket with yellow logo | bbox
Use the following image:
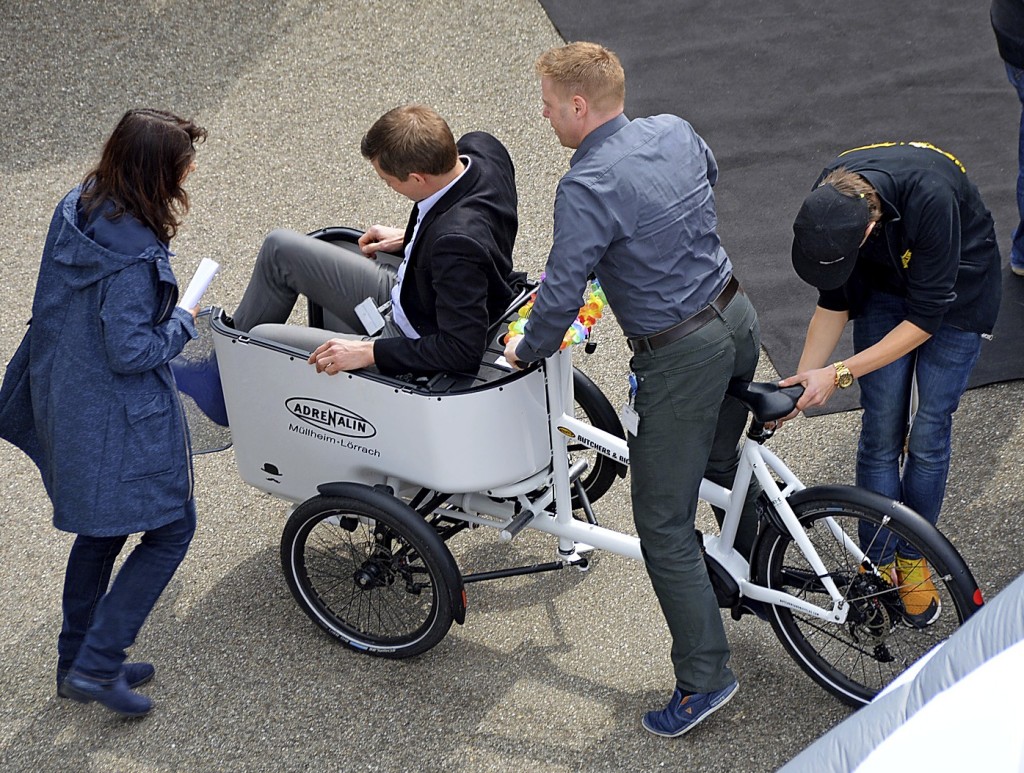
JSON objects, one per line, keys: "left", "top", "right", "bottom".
{"left": 814, "top": 142, "right": 1001, "bottom": 335}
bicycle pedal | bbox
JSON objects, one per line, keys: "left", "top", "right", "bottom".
{"left": 732, "top": 600, "right": 770, "bottom": 622}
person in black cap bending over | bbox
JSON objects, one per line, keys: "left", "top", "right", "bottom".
{"left": 778, "top": 142, "right": 1001, "bottom": 626}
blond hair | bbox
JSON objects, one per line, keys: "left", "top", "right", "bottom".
{"left": 819, "top": 167, "right": 883, "bottom": 222}
{"left": 535, "top": 42, "right": 625, "bottom": 113}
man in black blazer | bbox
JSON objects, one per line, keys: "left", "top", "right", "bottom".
{"left": 231, "top": 104, "right": 519, "bottom": 377}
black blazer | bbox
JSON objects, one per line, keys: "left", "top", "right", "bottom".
{"left": 374, "top": 132, "right": 519, "bottom": 376}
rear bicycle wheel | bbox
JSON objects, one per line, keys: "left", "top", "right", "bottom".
{"left": 280, "top": 485, "right": 463, "bottom": 658}
{"left": 753, "top": 486, "right": 981, "bottom": 706}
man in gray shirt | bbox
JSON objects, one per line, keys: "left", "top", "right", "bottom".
{"left": 504, "top": 41, "right": 761, "bottom": 738}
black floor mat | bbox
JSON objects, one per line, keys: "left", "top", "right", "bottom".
{"left": 537, "top": 0, "right": 1023, "bottom": 412}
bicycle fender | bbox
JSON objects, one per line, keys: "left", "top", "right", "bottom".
{"left": 788, "top": 484, "right": 927, "bottom": 526}
{"left": 785, "top": 484, "right": 983, "bottom": 612}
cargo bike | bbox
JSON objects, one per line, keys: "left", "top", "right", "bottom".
{"left": 196, "top": 227, "right": 983, "bottom": 708}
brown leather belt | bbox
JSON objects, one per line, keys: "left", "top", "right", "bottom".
{"left": 627, "top": 276, "right": 743, "bottom": 354}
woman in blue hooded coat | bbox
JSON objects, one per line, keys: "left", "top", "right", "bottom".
{"left": 0, "top": 109, "right": 206, "bottom": 717}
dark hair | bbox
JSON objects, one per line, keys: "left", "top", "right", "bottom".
{"left": 80, "top": 109, "right": 207, "bottom": 242}
{"left": 359, "top": 105, "right": 457, "bottom": 180}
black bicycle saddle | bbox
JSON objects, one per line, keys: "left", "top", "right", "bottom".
{"left": 726, "top": 379, "right": 805, "bottom": 422}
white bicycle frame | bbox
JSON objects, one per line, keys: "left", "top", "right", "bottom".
{"left": 209, "top": 295, "right": 865, "bottom": 627}
{"left": 453, "top": 345, "right": 859, "bottom": 626}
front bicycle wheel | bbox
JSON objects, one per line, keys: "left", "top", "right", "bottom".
{"left": 280, "top": 485, "right": 463, "bottom": 658}
{"left": 570, "top": 367, "right": 626, "bottom": 509}
{"left": 753, "top": 485, "right": 981, "bottom": 707}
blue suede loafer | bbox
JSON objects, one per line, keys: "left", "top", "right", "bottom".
{"left": 58, "top": 671, "right": 153, "bottom": 717}
{"left": 58, "top": 662, "right": 155, "bottom": 695}
{"left": 171, "top": 353, "right": 228, "bottom": 426}
{"left": 642, "top": 680, "right": 739, "bottom": 738}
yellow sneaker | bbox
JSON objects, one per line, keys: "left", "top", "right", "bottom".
{"left": 894, "top": 555, "right": 941, "bottom": 627}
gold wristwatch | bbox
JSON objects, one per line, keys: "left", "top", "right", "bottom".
{"left": 832, "top": 361, "right": 854, "bottom": 389}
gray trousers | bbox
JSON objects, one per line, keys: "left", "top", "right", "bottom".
{"left": 233, "top": 228, "right": 403, "bottom": 351}
{"left": 628, "top": 290, "right": 760, "bottom": 694}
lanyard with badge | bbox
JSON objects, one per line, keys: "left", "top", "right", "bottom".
{"left": 621, "top": 372, "right": 640, "bottom": 436}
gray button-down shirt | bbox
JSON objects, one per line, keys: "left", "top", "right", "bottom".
{"left": 519, "top": 113, "right": 733, "bottom": 361}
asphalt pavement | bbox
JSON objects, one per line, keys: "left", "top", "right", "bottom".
{"left": 2, "top": 2, "right": 1023, "bottom": 771}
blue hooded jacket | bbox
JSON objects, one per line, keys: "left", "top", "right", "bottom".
{"left": 0, "top": 185, "right": 198, "bottom": 536}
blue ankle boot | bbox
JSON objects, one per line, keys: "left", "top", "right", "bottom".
{"left": 59, "top": 671, "right": 153, "bottom": 717}
{"left": 58, "top": 662, "right": 155, "bottom": 694}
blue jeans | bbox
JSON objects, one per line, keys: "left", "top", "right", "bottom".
{"left": 853, "top": 292, "right": 981, "bottom": 562}
{"left": 1007, "top": 63, "right": 1024, "bottom": 268}
{"left": 57, "top": 501, "right": 196, "bottom": 681}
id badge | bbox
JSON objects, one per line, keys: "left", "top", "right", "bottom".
{"left": 355, "top": 297, "right": 386, "bottom": 336}
{"left": 620, "top": 403, "right": 640, "bottom": 436}
{"left": 620, "top": 372, "right": 640, "bottom": 436}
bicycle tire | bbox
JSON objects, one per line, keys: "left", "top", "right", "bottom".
{"left": 753, "top": 485, "right": 982, "bottom": 707}
{"left": 280, "top": 484, "right": 463, "bottom": 658}
{"left": 570, "top": 368, "right": 626, "bottom": 509}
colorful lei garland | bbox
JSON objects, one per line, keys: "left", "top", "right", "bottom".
{"left": 504, "top": 276, "right": 608, "bottom": 350}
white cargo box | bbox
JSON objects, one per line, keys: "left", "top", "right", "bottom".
{"left": 210, "top": 313, "right": 551, "bottom": 502}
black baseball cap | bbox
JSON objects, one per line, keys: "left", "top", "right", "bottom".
{"left": 791, "top": 183, "right": 871, "bottom": 290}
